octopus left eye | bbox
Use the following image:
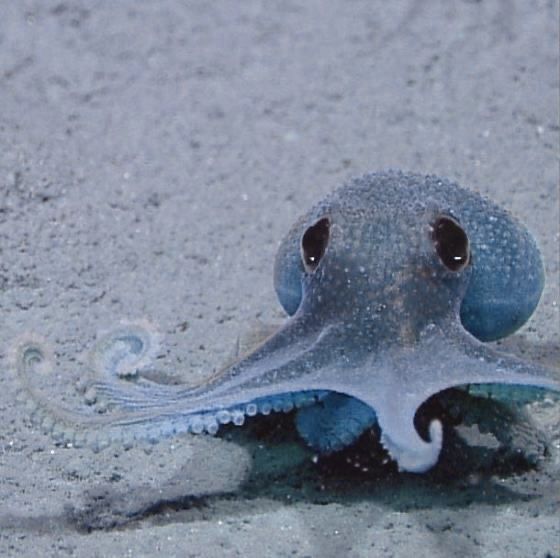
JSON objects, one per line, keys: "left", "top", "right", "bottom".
{"left": 432, "top": 215, "right": 470, "bottom": 272}
{"left": 301, "top": 217, "right": 330, "bottom": 272}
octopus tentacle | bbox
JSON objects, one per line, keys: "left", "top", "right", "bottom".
{"left": 84, "top": 323, "right": 183, "bottom": 409}
{"left": 295, "top": 393, "right": 376, "bottom": 453}
{"left": 420, "top": 324, "right": 560, "bottom": 400}
{"left": 89, "top": 320, "right": 162, "bottom": 380}
{"left": 378, "top": 411, "right": 443, "bottom": 473}
{"left": 12, "top": 319, "right": 338, "bottom": 452}
{"left": 348, "top": 324, "right": 560, "bottom": 472}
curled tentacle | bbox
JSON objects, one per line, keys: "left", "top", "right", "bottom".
{"left": 14, "top": 336, "right": 327, "bottom": 451}
{"left": 379, "top": 415, "right": 443, "bottom": 473}
{"left": 83, "top": 321, "right": 178, "bottom": 411}
{"left": 89, "top": 320, "right": 162, "bottom": 380}
{"left": 11, "top": 318, "right": 336, "bottom": 452}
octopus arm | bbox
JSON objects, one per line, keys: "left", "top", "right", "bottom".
{"left": 12, "top": 320, "right": 337, "bottom": 451}
{"left": 322, "top": 324, "right": 560, "bottom": 474}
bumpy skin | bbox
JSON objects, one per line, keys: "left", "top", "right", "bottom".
{"left": 274, "top": 174, "right": 545, "bottom": 340}
{"left": 274, "top": 172, "right": 547, "bottom": 454}
{"left": 14, "top": 171, "right": 560, "bottom": 473}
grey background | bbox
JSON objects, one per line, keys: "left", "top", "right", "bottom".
{"left": 1, "top": 1, "right": 558, "bottom": 557}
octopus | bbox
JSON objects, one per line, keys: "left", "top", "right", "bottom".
{"left": 14, "top": 171, "right": 560, "bottom": 473}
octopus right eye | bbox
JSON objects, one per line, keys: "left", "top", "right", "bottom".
{"left": 431, "top": 215, "right": 470, "bottom": 272}
{"left": 301, "top": 217, "right": 330, "bottom": 273}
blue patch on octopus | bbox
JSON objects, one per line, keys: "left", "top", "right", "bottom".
{"left": 14, "top": 171, "right": 560, "bottom": 473}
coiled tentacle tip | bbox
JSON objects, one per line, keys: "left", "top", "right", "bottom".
{"left": 381, "top": 418, "right": 443, "bottom": 474}
{"left": 9, "top": 333, "right": 55, "bottom": 380}
{"left": 89, "top": 318, "right": 161, "bottom": 379}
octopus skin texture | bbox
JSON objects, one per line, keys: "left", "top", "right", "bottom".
{"left": 14, "top": 171, "right": 560, "bottom": 473}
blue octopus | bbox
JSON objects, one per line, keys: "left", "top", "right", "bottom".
{"left": 15, "top": 171, "right": 560, "bottom": 473}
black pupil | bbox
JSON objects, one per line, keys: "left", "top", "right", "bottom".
{"left": 302, "top": 217, "right": 330, "bottom": 271}
{"left": 432, "top": 216, "right": 469, "bottom": 271}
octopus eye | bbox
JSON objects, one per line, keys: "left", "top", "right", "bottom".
{"left": 432, "top": 215, "right": 470, "bottom": 272}
{"left": 301, "top": 217, "right": 330, "bottom": 272}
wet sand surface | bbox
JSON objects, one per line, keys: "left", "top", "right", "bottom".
{"left": 1, "top": 1, "right": 559, "bottom": 557}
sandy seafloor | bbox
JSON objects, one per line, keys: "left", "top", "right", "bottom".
{"left": 0, "top": 1, "right": 559, "bottom": 557}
